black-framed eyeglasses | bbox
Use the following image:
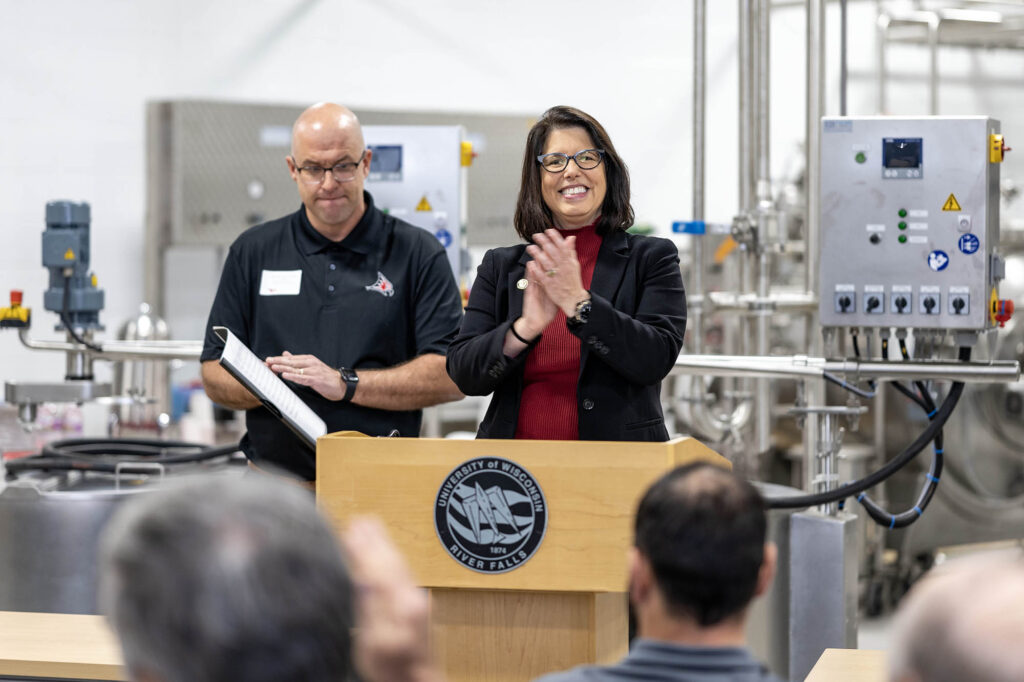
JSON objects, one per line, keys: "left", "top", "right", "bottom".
{"left": 294, "top": 151, "right": 367, "bottom": 184}
{"left": 536, "top": 149, "right": 605, "bottom": 173}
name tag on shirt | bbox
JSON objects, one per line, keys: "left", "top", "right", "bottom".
{"left": 259, "top": 270, "right": 302, "bottom": 296}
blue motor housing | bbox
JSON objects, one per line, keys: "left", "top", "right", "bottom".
{"left": 41, "top": 201, "right": 104, "bottom": 331}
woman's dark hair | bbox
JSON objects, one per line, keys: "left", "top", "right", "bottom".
{"left": 513, "top": 105, "right": 634, "bottom": 240}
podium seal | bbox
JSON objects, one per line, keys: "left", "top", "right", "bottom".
{"left": 434, "top": 457, "right": 548, "bottom": 574}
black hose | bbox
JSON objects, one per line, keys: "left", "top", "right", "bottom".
{"left": 849, "top": 338, "right": 945, "bottom": 529}
{"left": 890, "top": 380, "right": 930, "bottom": 412}
{"left": 857, "top": 346, "right": 944, "bottom": 529}
{"left": 824, "top": 371, "right": 876, "bottom": 399}
{"left": 768, "top": 346, "right": 970, "bottom": 509}
{"left": 5, "top": 438, "right": 244, "bottom": 477}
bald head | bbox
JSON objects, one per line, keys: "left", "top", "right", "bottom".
{"left": 890, "top": 555, "right": 1024, "bottom": 682}
{"left": 286, "top": 102, "right": 371, "bottom": 241}
{"left": 291, "top": 102, "right": 364, "bottom": 158}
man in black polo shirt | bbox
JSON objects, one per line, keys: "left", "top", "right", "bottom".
{"left": 200, "top": 102, "right": 464, "bottom": 481}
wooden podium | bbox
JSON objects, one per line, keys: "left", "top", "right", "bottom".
{"left": 317, "top": 433, "right": 727, "bottom": 682}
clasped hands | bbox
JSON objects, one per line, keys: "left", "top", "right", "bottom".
{"left": 517, "top": 229, "right": 590, "bottom": 340}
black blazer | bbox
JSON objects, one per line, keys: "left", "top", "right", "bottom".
{"left": 446, "top": 230, "right": 687, "bottom": 441}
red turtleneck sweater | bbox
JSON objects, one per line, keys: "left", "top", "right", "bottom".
{"left": 515, "top": 222, "right": 603, "bottom": 440}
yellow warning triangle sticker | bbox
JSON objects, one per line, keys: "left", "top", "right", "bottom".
{"left": 63, "top": 248, "right": 75, "bottom": 260}
{"left": 415, "top": 195, "right": 432, "bottom": 212}
{"left": 942, "top": 193, "right": 961, "bottom": 211}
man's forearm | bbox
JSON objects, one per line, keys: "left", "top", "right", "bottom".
{"left": 351, "top": 354, "right": 463, "bottom": 411}
{"left": 200, "top": 360, "right": 262, "bottom": 410}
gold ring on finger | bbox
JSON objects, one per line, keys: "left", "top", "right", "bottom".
{"left": 300, "top": 368, "right": 304, "bottom": 376}
{"left": 546, "top": 269, "right": 557, "bottom": 277}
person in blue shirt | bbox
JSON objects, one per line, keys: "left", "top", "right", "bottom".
{"left": 534, "top": 462, "right": 783, "bottom": 682}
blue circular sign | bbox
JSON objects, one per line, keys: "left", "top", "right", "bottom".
{"left": 927, "top": 250, "right": 950, "bottom": 272}
{"left": 435, "top": 228, "right": 452, "bottom": 248}
{"left": 958, "top": 233, "right": 980, "bottom": 255}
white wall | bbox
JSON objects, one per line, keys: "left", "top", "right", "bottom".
{"left": 2, "top": 0, "right": 1022, "bottom": 393}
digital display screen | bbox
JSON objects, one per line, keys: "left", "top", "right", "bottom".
{"left": 370, "top": 145, "right": 402, "bottom": 173}
{"left": 883, "top": 138, "right": 922, "bottom": 169}
{"left": 368, "top": 145, "right": 403, "bottom": 181}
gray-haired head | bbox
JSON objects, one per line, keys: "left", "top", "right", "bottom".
{"left": 889, "top": 554, "right": 1024, "bottom": 682}
{"left": 99, "top": 474, "right": 356, "bottom": 682}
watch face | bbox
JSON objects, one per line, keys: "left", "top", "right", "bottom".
{"left": 569, "top": 300, "right": 591, "bottom": 326}
{"left": 341, "top": 368, "right": 358, "bottom": 383}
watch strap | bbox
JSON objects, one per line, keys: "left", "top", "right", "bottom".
{"left": 338, "top": 367, "right": 359, "bottom": 402}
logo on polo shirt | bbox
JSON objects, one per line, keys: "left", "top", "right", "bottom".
{"left": 365, "top": 271, "right": 395, "bottom": 297}
{"left": 434, "top": 457, "right": 547, "bottom": 574}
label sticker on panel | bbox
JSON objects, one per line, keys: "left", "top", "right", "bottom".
{"left": 416, "top": 195, "right": 433, "bottom": 212}
{"left": 928, "top": 250, "right": 950, "bottom": 271}
{"left": 958, "top": 233, "right": 980, "bottom": 255}
{"left": 435, "top": 228, "right": 452, "bottom": 248}
{"left": 942, "top": 194, "right": 961, "bottom": 211}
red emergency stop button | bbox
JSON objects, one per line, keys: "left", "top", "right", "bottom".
{"left": 10, "top": 290, "right": 22, "bottom": 306}
{"left": 994, "top": 299, "right": 1014, "bottom": 328}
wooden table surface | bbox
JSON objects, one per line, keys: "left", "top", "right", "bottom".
{"left": 0, "top": 610, "right": 126, "bottom": 680}
{"left": 0, "top": 612, "right": 887, "bottom": 682}
{"left": 805, "top": 648, "right": 887, "bottom": 682}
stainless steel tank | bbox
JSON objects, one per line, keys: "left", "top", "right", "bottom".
{"left": 0, "top": 465, "right": 244, "bottom": 615}
{"left": 0, "top": 479, "right": 146, "bottom": 614}
{"left": 112, "top": 302, "right": 171, "bottom": 431}
{"left": 0, "top": 407, "right": 243, "bottom": 615}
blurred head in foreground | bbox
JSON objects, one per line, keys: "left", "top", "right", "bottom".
{"left": 99, "top": 474, "right": 356, "bottom": 682}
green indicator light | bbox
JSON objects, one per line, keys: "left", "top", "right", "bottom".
{"left": 898, "top": 235, "right": 908, "bottom": 244}
{"left": 855, "top": 151, "right": 867, "bottom": 164}
{"left": 899, "top": 221, "right": 907, "bottom": 230}
{"left": 898, "top": 209, "right": 908, "bottom": 218}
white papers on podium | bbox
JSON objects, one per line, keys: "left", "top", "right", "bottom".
{"left": 213, "top": 326, "right": 327, "bottom": 450}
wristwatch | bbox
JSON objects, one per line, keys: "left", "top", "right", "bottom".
{"left": 567, "top": 297, "right": 592, "bottom": 328}
{"left": 338, "top": 367, "right": 359, "bottom": 402}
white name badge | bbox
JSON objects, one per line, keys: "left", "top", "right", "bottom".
{"left": 259, "top": 270, "right": 302, "bottom": 296}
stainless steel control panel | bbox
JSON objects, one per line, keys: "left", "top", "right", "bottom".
{"left": 818, "top": 116, "right": 1002, "bottom": 331}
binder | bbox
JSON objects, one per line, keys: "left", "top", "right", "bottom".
{"left": 213, "top": 326, "right": 326, "bottom": 450}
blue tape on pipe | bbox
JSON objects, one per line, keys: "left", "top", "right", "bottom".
{"left": 672, "top": 220, "right": 706, "bottom": 234}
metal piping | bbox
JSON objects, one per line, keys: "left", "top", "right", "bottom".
{"left": 755, "top": 254, "right": 772, "bottom": 455}
{"left": 928, "top": 12, "right": 941, "bottom": 114}
{"left": 677, "top": 0, "right": 754, "bottom": 442}
{"left": 755, "top": 0, "right": 772, "bottom": 209}
{"left": 673, "top": 353, "right": 1021, "bottom": 384}
{"left": 840, "top": 0, "right": 848, "bottom": 116}
{"left": 705, "top": 290, "right": 817, "bottom": 312}
{"left": 738, "top": 0, "right": 754, "bottom": 212}
{"left": 683, "top": 0, "right": 758, "bottom": 441}
{"left": 804, "top": 0, "right": 827, "bottom": 492}
{"left": 18, "top": 328, "right": 202, "bottom": 361}
{"left": 753, "top": 0, "right": 773, "bottom": 457}
{"left": 805, "top": 0, "right": 824, "bottom": 305}
{"left": 692, "top": 0, "right": 707, "bottom": 354}
{"left": 877, "top": 11, "right": 891, "bottom": 113}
